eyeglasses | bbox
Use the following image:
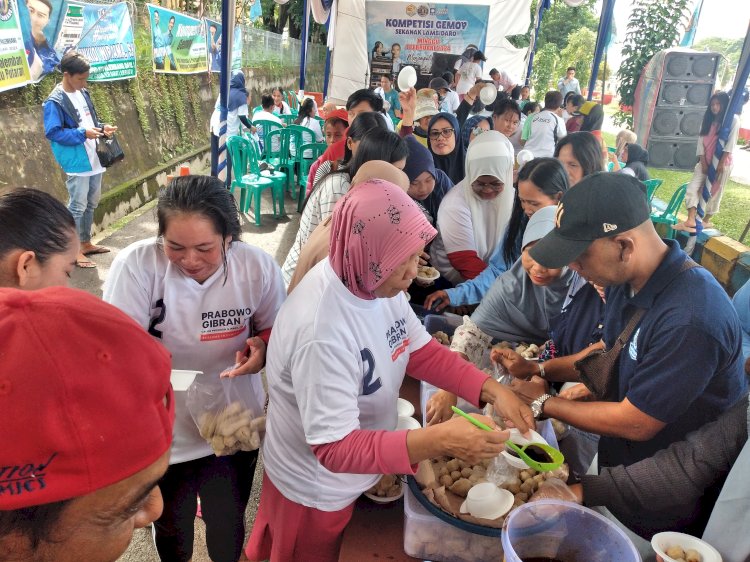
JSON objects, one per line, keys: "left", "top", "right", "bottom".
{"left": 471, "top": 126, "right": 487, "bottom": 138}
{"left": 471, "top": 179, "right": 504, "bottom": 191}
{"left": 429, "top": 127, "right": 455, "bottom": 140}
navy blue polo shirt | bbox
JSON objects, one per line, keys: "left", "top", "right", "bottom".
{"left": 598, "top": 239, "right": 748, "bottom": 468}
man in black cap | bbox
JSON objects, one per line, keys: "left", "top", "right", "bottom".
{"left": 498, "top": 173, "right": 747, "bottom": 473}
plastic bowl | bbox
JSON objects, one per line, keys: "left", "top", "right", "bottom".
{"left": 479, "top": 84, "right": 498, "bottom": 106}
{"left": 459, "top": 483, "right": 513, "bottom": 520}
{"left": 397, "top": 416, "right": 421, "bottom": 430}
{"left": 397, "top": 398, "right": 415, "bottom": 418}
{"left": 501, "top": 428, "right": 549, "bottom": 470}
{"left": 416, "top": 265, "right": 440, "bottom": 285}
{"left": 397, "top": 66, "right": 417, "bottom": 91}
{"left": 364, "top": 477, "right": 405, "bottom": 503}
{"left": 652, "top": 531, "right": 722, "bottom": 562}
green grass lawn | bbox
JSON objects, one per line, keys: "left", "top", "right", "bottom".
{"left": 600, "top": 131, "right": 750, "bottom": 242}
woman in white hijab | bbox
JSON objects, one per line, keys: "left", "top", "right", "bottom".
{"left": 430, "top": 130, "right": 515, "bottom": 286}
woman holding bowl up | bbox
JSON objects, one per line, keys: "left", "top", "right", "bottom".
{"left": 245, "top": 179, "right": 533, "bottom": 562}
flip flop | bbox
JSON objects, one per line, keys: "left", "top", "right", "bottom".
{"left": 76, "top": 258, "right": 97, "bottom": 269}
{"left": 673, "top": 223, "right": 697, "bottom": 233}
{"left": 83, "top": 246, "right": 111, "bottom": 256}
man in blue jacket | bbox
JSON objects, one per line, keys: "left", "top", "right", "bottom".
{"left": 43, "top": 51, "right": 117, "bottom": 268}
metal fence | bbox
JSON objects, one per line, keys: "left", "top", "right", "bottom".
{"left": 240, "top": 26, "right": 326, "bottom": 79}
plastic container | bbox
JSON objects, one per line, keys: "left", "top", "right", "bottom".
{"left": 404, "top": 484, "right": 502, "bottom": 562}
{"left": 502, "top": 500, "right": 642, "bottom": 562}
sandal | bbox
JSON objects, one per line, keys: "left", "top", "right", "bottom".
{"left": 82, "top": 245, "right": 111, "bottom": 256}
{"left": 76, "top": 258, "right": 97, "bottom": 269}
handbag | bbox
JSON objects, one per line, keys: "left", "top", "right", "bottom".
{"left": 574, "top": 259, "right": 699, "bottom": 401}
{"left": 96, "top": 132, "right": 124, "bottom": 168}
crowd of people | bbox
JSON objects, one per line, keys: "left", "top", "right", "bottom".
{"left": 2, "top": 48, "right": 749, "bottom": 562}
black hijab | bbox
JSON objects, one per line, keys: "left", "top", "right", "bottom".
{"left": 427, "top": 112, "right": 465, "bottom": 184}
{"left": 625, "top": 143, "right": 650, "bottom": 181}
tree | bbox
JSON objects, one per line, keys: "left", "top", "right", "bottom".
{"left": 537, "top": 0, "right": 598, "bottom": 52}
{"left": 614, "top": 0, "right": 691, "bottom": 127}
{"left": 532, "top": 43, "right": 560, "bottom": 95}
{"left": 693, "top": 36, "right": 744, "bottom": 88}
{"left": 559, "top": 27, "right": 597, "bottom": 92}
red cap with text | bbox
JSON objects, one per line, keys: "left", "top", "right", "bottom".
{"left": 0, "top": 287, "right": 174, "bottom": 509}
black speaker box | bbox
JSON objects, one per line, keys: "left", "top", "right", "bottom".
{"left": 663, "top": 52, "right": 720, "bottom": 81}
{"left": 651, "top": 107, "right": 705, "bottom": 137}
{"left": 430, "top": 52, "right": 462, "bottom": 78}
{"left": 658, "top": 81, "right": 714, "bottom": 107}
{"left": 647, "top": 137, "right": 698, "bottom": 169}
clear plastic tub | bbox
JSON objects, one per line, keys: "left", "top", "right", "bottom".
{"left": 403, "top": 485, "right": 502, "bottom": 562}
{"left": 501, "top": 500, "right": 642, "bottom": 562}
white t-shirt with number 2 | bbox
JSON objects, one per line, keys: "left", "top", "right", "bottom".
{"left": 65, "top": 90, "right": 104, "bottom": 177}
{"left": 103, "top": 238, "right": 286, "bottom": 464}
{"left": 262, "top": 259, "right": 432, "bottom": 511}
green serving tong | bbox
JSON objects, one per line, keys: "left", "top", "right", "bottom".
{"left": 450, "top": 406, "right": 564, "bottom": 472}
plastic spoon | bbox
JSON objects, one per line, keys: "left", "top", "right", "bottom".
{"left": 450, "top": 406, "right": 564, "bottom": 472}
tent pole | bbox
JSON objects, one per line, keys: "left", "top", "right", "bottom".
{"left": 217, "top": 0, "right": 237, "bottom": 183}
{"left": 299, "top": 0, "right": 309, "bottom": 91}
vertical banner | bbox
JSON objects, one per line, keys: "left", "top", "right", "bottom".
{"left": 205, "top": 18, "right": 242, "bottom": 73}
{"left": 365, "top": 2, "right": 489, "bottom": 88}
{"left": 17, "top": 0, "right": 65, "bottom": 81}
{"left": 54, "top": 2, "right": 135, "bottom": 81}
{"left": 0, "top": 0, "right": 32, "bottom": 91}
{"left": 147, "top": 3, "right": 206, "bottom": 74}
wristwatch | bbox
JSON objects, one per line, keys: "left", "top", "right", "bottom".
{"left": 530, "top": 393, "right": 553, "bottom": 420}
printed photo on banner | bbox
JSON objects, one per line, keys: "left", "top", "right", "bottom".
{"left": 147, "top": 3, "right": 206, "bottom": 74}
{"left": 17, "top": 0, "right": 65, "bottom": 81}
{"left": 54, "top": 2, "right": 135, "bottom": 81}
{"left": 365, "top": 1, "right": 489, "bottom": 89}
{"left": 0, "top": 0, "right": 32, "bottom": 92}
{"left": 204, "top": 18, "right": 242, "bottom": 74}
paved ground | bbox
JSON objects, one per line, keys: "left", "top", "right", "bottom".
{"left": 69, "top": 187, "right": 300, "bottom": 562}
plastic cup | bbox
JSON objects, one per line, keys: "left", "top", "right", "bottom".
{"left": 179, "top": 164, "right": 190, "bottom": 176}
{"left": 502, "top": 500, "right": 642, "bottom": 562}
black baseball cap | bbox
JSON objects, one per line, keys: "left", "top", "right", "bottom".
{"left": 529, "top": 173, "right": 650, "bottom": 269}
{"left": 429, "top": 77, "right": 451, "bottom": 91}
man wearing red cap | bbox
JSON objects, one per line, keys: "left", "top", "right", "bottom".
{"left": 0, "top": 287, "right": 174, "bottom": 562}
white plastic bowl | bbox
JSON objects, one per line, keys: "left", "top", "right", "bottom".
{"left": 459, "top": 482, "right": 513, "bottom": 519}
{"left": 416, "top": 266, "right": 440, "bottom": 284}
{"left": 170, "top": 370, "right": 200, "bottom": 391}
{"left": 479, "top": 84, "right": 498, "bottom": 106}
{"left": 397, "top": 415, "right": 421, "bottom": 430}
{"left": 651, "top": 531, "right": 722, "bottom": 562}
{"left": 364, "top": 478, "right": 404, "bottom": 503}
{"left": 397, "top": 66, "right": 417, "bottom": 91}
{"left": 397, "top": 398, "right": 415, "bottom": 418}
{"left": 501, "top": 428, "right": 550, "bottom": 470}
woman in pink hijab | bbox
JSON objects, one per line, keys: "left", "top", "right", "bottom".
{"left": 246, "top": 181, "right": 534, "bottom": 562}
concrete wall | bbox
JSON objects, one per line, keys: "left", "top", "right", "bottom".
{"left": 0, "top": 68, "right": 321, "bottom": 234}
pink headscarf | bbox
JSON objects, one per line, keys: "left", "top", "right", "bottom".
{"left": 329, "top": 179, "right": 437, "bottom": 300}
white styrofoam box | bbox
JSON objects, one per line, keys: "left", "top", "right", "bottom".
{"left": 403, "top": 485, "right": 502, "bottom": 562}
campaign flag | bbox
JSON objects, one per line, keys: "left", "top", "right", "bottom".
{"left": 147, "top": 3, "right": 206, "bottom": 74}
{"left": 54, "top": 2, "right": 135, "bottom": 81}
{"left": 365, "top": 2, "right": 490, "bottom": 85}
{"left": 205, "top": 18, "right": 242, "bottom": 73}
{"left": 0, "top": 0, "right": 32, "bottom": 92}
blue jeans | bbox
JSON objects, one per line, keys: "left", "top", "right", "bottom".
{"left": 65, "top": 173, "right": 103, "bottom": 243}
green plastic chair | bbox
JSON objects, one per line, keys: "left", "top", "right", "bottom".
{"left": 296, "top": 142, "right": 327, "bottom": 212}
{"left": 226, "top": 136, "right": 281, "bottom": 226}
{"left": 265, "top": 128, "right": 301, "bottom": 193}
{"left": 279, "top": 114, "right": 297, "bottom": 127}
{"left": 643, "top": 178, "right": 664, "bottom": 203}
{"left": 286, "top": 90, "right": 300, "bottom": 112}
{"left": 286, "top": 124, "right": 317, "bottom": 158}
{"left": 651, "top": 182, "right": 687, "bottom": 239}
{"left": 252, "top": 118, "right": 283, "bottom": 159}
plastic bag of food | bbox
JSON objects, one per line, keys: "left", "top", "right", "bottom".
{"left": 186, "top": 371, "right": 266, "bottom": 456}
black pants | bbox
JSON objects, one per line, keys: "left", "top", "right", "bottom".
{"left": 154, "top": 449, "right": 258, "bottom": 562}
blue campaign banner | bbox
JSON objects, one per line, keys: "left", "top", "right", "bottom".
{"left": 366, "top": 1, "right": 489, "bottom": 85}
{"left": 17, "top": 0, "right": 65, "bottom": 81}
{"left": 205, "top": 18, "right": 242, "bottom": 73}
{"left": 147, "top": 4, "right": 206, "bottom": 74}
{"left": 54, "top": 2, "right": 135, "bottom": 81}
